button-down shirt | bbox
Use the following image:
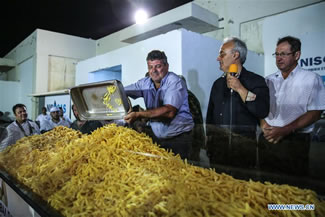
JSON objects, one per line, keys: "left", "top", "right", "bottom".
{"left": 0, "top": 120, "right": 40, "bottom": 151}
{"left": 125, "top": 72, "right": 194, "bottom": 138}
{"left": 265, "top": 65, "right": 325, "bottom": 132}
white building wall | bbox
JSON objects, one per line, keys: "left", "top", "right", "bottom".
{"left": 2, "top": 32, "right": 37, "bottom": 118}
{"left": 35, "top": 29, "right": 96, "bottom": 94}
{"left": 181, "top": 29, "right": 221, "bottom": 120}
{"left": 76, "top": 30, "right": 183, "bottom": 84}
{"left": 94, "top": 0, "right": 321, "bottom": 56}
{"left": 195, "top": 0, "right": 321, "bottom": 54}
{"left": 245, "top": 51, "right": 265, "bottom": 77}
{"left": 181, "top": 29, "right": 264, "bottom": 121}
{"left": 0, "top": 81, "right": 20, "bottom": 119}
{"left": 95, "top": 31, "right": 130, "bottom": 57}
{"left": 1, "top": 29, "right": 97, "bottom": 119}
{"left": 77, "top": 29, "right": 264, "bottom": 121}
{"left": 5, "top": 32, "right": 37, "bottom": 81}
{"left": 16, "top": 57, "right": 34, "bottom": 114}
{"left": 76, "top": 30, "right": 183, "bottom": 108}
{"left": 263, "top": 2, "right": 325, "bottom": 77}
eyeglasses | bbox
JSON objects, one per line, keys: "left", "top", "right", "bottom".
{"left": 272, "top": 52, "right": 294, "bottom": 57}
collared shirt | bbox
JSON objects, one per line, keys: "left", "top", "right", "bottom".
{"left": 265, "top": 65, "right": 325, "bottom": 132}
{"left": 125, "top": 72, "right": 194, "bottom": 138}
{"left": 0, "top": 120, "right": 40, "bottom": 151}
{"left": 206, "top": 67, "right": 270, "bottom": 134}
{"left": 40, "top": 118, "right": 71, "bottom": 132}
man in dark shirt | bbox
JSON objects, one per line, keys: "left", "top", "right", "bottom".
{"left": 206, "top": 37, "right": 269, "bottom": 168}
{"left": 70, "top": 105, "right": 103, "bottom": 134}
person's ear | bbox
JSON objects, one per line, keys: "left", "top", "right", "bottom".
{"left": 294, "top": 51, "right": 301, "bottom": 61}
{"left": 233, "top": 51, "right": 240, "bottom": 61}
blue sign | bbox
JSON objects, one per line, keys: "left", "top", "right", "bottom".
{"left": 47, "top": 101, "right": 67, "bottom": 114}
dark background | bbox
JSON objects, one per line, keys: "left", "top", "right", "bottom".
{"left": 1, "top": 0, "right": 192, "bottom": 57}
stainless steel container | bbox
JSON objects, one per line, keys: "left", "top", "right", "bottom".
{"left": 70, "top": 80, "right": 130, "bottom": 120}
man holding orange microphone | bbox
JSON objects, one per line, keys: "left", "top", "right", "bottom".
{"left": 206, "top": 37, "right": 270, "bottom": 169}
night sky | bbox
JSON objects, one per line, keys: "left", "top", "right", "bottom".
{"left": 1, "top": 0, "right": 192, "bottom": 57}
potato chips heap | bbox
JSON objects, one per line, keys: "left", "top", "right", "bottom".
{"left": 0, "top": 125, "right": 324, "bottom": 217}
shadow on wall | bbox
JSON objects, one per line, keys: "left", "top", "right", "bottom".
{"left": 187, "top": 69, "right": 205, "bottom": 107}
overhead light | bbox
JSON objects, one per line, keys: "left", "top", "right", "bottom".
{"left": 135, "top": 9, "right": 148, "bottom": 24}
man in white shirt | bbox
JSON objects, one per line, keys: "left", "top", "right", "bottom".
{"left": 40, "top": 106, "right": 70, "bottom": 133}
{"left": 259, "top": 36, "right": 325, "bottom": 176}
{"left": 0, "top": 104, "right": 40, "bottom": 151}
{"left": 36, "top": 107, "right": 51, "bottom": 124}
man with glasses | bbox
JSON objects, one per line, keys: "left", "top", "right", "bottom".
{"left": 206, "top": 37, "right": 269, "bottom": 168}
{"left": 259, "top": 36, "right": 325, "bottom": 176}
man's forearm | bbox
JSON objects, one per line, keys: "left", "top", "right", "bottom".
{"left": 260, "top": 119, "right": 269, "bottom": 129}
{"left": 284, "top": 110, "right": 322, "bottom": 132}
{"left": 137, "top": 105, "right": 177, "bottom": 120}
{"left": 237, "top": 86, "right": 248, "bottom": 103}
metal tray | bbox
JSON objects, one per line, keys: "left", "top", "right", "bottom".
{"left": 70, "top": 80, "right": 130, "bottom": 120}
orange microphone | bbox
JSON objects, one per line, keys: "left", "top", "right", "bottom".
{"left": 228, "top": 64, "right": 238, "bottom": 93}
{"left": 228, "top": 64, "right": 238, "bottom": 77}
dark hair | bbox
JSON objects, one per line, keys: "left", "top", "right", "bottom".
{"left": 146, "top": 50, "right": 168, "bottom": 65}
{"left": 277, "top": 36, "right": 301, "bottom": 53}
{"left": 12, "top": 103, "right": 26, "bottom": 115}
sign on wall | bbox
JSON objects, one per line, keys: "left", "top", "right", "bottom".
{"left": 299, "top": 31, "right": 325, "bottom": 84}
{"left": 44, "top": 94, "right": 71, "bottom": 118}
{"left": 262, "top": 2, "right": 324, "bottom": 82}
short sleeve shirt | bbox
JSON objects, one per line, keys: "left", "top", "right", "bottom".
{"left": 125, "top": 72, "right": 194, "bottom": 138}
{"left": 265, "top": 65, "right": 325, "bottom": 132}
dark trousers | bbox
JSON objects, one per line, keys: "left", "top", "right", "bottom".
{"left": 258, "top": 133, "right": 311, "bottom": 176}
{"left": 144, "top": 127, "right": 192, "bottom": 160}
{"left": 207, "top": 128, "right": 257, "bottom": 168}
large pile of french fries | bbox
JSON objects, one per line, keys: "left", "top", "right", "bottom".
{"left": 0, "top": 125, "right": 324, "bottom": 217}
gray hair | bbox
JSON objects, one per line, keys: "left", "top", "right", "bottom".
{"left": 223, "top": 37, "right": 247, "bottom": 64}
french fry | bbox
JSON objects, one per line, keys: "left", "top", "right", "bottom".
{"left": 0, "top": 125, "right": 324, "bottom": 217}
